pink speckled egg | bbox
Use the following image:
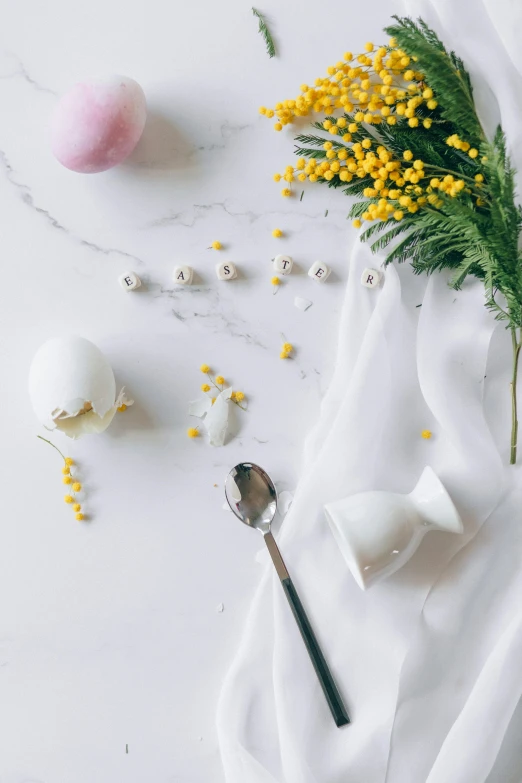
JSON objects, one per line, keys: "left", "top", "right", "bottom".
{"left": 51, "top": 76, "right": 147, "bottom": 173}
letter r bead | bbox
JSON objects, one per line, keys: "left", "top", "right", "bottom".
{"left": 360, "top": 268, "right": 381, "bottom": 288}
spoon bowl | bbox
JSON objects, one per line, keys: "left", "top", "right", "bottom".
{"left": 225, "top": 463, "right": 277, "bottom": 534}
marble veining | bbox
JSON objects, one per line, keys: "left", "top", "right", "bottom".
{"left": 0, "top": 2, "right": 355, "bottom": 781}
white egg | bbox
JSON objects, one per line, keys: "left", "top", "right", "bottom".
{"left": 28, "top": 336, "right": 117, "bottom": 439}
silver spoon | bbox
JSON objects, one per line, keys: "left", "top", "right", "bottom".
{"left": 225, "top": 462, "right": 350, "bottom": 728}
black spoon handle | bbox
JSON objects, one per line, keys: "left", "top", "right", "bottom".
{"left": 264, "top": 532, "right": 350, "bottom": 728}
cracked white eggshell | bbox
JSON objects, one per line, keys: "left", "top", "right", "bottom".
{"left": 28, "top": 337, "right": 117, "bottom": 438}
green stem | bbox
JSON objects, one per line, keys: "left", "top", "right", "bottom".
{"left": 37, "top": 435, "right": 66, "bottom": 462}
{"left": 510, "top": 327, "right": 521, "bottom": 465}
{"left": 423, "top": 164, "right": 477, "bottom": 185}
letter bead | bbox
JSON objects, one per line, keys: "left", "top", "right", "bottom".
{"left": 216, "top": 261, "right": 237, "bottom": 281}
{"left": 173, "top": 265, "right": 194, "bottom": 285}
{"left": 118, "top": 271, "right": 141, "bottom": 291}
{"left": 361, "top": 268, "right": 381, "bottom": 288}
{"left": 308, "top": 260, "right": 331, "bottom": 282}
{"left": 273, "top": 254, "right": 293, "bottom": 275}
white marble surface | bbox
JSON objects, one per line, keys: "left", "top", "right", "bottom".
{"left": 0, "top": 1, "right": 394, "bottom": 780}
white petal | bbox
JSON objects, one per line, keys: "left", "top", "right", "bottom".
{"left": 189, "top": 397, "right": 213, "bottom": 418}
{"left": 294, "top": 296, "right": 313, "bottom": 311}
{"left": 278, "top": 490, "right": 294, "bottom": 516}
{"left": 115, "top": 386, "right": 134, "bottom": 407}
{"left": 204, "top": 387, "right": 232, "bottom": 447}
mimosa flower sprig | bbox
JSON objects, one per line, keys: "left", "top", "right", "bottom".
{"left": 199, "top": 365, "right": 247, "bottom": 410}
{"left": 188, "top": 365, "right": 247, "bottom": 446}
{"left": 37, "top": 436, "right": 86, "bottom": 521}
{"left": 261, "top": 16, "right": 522, "bottom": 464}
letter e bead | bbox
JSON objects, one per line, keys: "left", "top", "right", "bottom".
{"left": 308, "top": 260, "right": 331, "bottom": 282}
{"left": 118, "top": 271, "right": 141, "bottom": 291}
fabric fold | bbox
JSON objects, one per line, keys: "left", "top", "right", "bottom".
{"left": 218, "top": 2, "right": 522, "bottom": 780}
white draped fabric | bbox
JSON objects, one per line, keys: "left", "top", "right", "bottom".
{"left": 218, "top": 1, "right": 522, "bottom": 780}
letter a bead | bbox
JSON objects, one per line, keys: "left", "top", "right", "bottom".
{"left": 173, "top": 265, "right": 194, "bottom": 285}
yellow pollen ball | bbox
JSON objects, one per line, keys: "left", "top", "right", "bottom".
{"left": 76, "top": 513, "right": 85, "bottom": 521}
{"left": 65, "top": 458, "right": 74, "bottom": 467}
{"left": 421, "top": 430, "right": 432, "bottom": 440}
{"left": 211, "top": 241, "right": 222, "bottom": 250}
{"left": 64, "top": 495, "right": 73, "bottom": 504}
{"left": 272, "top": 228, "right": 283, "bottom": 238}
{"left": 72, "top": 482, "right": 82, "bottom": 493}
{"left": 271, "top": 276, "right": 280, "bottom": 285}
{"left": 201, "top": 384, "right": 211, "bottom": 392}
{"left": 352, "top": 219, "right": 362, "bottom": 228}
{"left": 187, "top": 428, "right": 199, "bottom": 438}
{"left": 200, "top": 364, "right": 210, "bottom": 373}
{"left": 63, "top": 476, "right": 72, "bottom": 485}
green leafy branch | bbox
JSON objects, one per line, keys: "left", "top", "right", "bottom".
{"left": 252, "top": 8, "right": 276, "bottom": 58}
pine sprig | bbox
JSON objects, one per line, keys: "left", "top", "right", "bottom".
{"left": 252, "top": 8, "right": 276, "bottom": 58}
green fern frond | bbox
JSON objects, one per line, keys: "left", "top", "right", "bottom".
{"left": 252, "top": 8, "right": 276, "bottom": 58}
